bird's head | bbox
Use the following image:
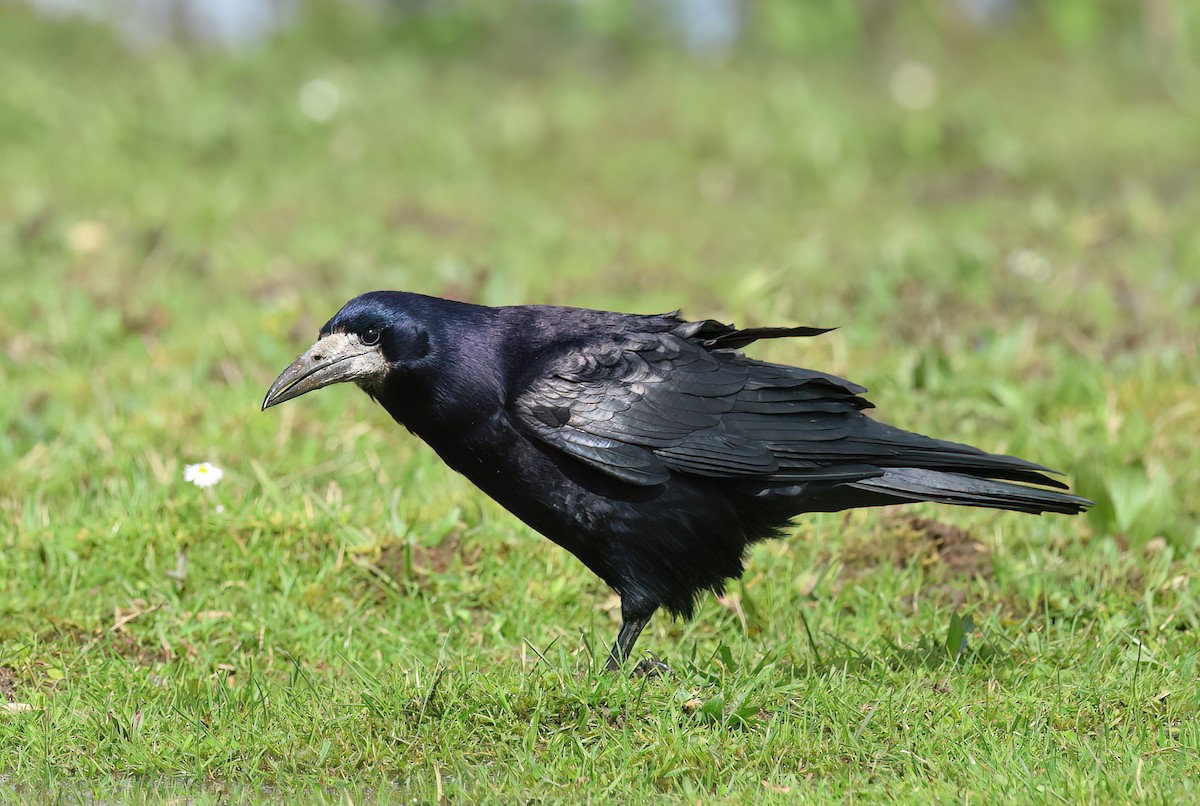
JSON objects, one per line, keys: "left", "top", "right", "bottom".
{"left": 262, "top": 292, "right": 438, "bottom": 411}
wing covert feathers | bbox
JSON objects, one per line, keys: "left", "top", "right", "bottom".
{"left": 511, "top": 319, "right": 1077, "bottom": 500}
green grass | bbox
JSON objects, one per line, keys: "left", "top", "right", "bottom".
{"left": 2, "top": 7, "right": 1199, "bottom": 803}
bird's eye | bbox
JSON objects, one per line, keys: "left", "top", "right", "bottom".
{"left": 361, "top": 328, "right": 381, "bottom": 346}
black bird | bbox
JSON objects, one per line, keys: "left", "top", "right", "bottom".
{"left": 263, "top": 291, "right": 1091, "bottom": 671}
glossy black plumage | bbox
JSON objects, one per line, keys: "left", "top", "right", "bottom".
{"left": 263, "top": 291, "right": 1092, "bottom": 669}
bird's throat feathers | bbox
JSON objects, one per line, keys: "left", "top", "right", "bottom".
{"left": 371, "top": 335, "right": 507, "bottom": 442}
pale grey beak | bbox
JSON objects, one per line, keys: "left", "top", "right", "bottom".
{"left": 262, "top": 332, "right": 387, "bottom": 410}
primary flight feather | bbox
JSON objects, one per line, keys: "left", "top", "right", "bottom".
{"left": 263, "top": 291, "right": 1091, "bottom": 670}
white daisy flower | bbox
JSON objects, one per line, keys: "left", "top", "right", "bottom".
{"left": 184, "top": 462, "right": 224, "bottom": 488}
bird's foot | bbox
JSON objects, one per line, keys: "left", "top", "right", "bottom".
{"left": 630, "top": 656, "right": 671, "bottom": 679}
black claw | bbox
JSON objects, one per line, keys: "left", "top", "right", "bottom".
{"left": 631, "top": 656, "right": 671, "bottom": 679}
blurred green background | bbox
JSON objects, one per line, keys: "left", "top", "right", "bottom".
{"left": 1, "top": 0, "right": 1199, "bottom": 801}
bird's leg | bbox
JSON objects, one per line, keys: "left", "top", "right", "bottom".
{"left": 605, "top": 613, "right": 651, "bottom": 671}
{"left": 605, "top": 605, "right": 671, "bottom": 677}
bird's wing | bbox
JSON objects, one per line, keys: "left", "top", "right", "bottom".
{"left": 726, "top": 359, "right": 1070, "bottom": 489}
{"left": 511, "top": 329, "right": 884, "bottom": 487}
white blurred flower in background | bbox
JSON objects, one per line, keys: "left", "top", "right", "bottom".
{"left": 67, "top": 220, "right": 110, "bottom": 254}
{"left": 299, "top": 79, "right": 340, "bottom": 123}
{"left": 1007, "top": 249, "right": 1052, "bottom": 283}
{"left": 184, "top": 462, "right": 224, "bottom": 488}
{"left": 889, "top": 61, "right": 938, "bottom": 111}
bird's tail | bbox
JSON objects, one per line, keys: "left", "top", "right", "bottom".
{"left": 852, "top": 467, "right": 1092, "bottom": 515}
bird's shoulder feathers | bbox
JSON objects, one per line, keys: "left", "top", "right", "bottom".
{"left": 509, "top": 319, "right": 878, "bottom": 487}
